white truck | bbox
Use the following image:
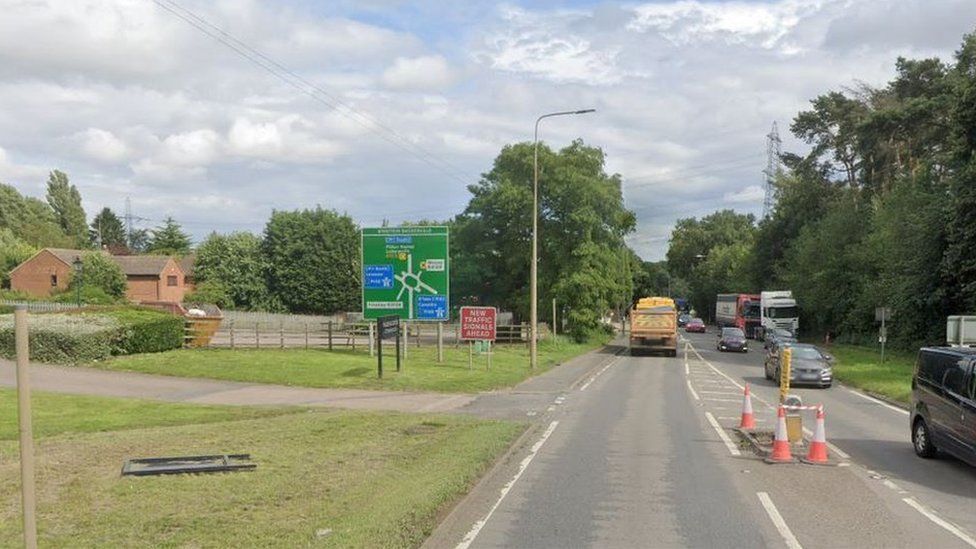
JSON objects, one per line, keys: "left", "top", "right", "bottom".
{"left": 947, "top": 316, "right": 976, "bottom": 347}
{"left": 760, "top": 290, "right": 799, "bottom": 340}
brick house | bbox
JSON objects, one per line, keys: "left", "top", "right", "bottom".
{"left": 179, "top": 255, "right": 196, "bottom": 293}
{"left": 9, "top": 248, "right": 189, "bottom": 303}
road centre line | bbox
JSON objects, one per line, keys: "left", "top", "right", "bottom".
{"left": 846, "top": 387, "right": 910, "bottom": 416}
{"left": 705, "top": 411, "right": 741, "bottom": 456}
{"left": 757, "top": 492, "right": 803, "bottom": 549}
{"left": 456, "top": 421, "right": 559, "bottom": 549}
{"left": 684, "top": 362, "right": 689, "bottom": 375}
{"left": 579, "top": 356, "right": 622, "bottom": 391}
{"left": 704, "top": 397, "right": 742, "bottom": 403}
{"left": 902, "top": 497, "right": 976, "bottom": 548}
{"left": 686, "top": 380, "right": 701, "bottom": 401}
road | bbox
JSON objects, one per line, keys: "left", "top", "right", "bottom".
{"left": 426, "top": 332, "right": 976, "bottom": 548}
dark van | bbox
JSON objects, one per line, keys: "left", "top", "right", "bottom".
{"left": 910, "top": 347, "right": 976, "bottom": 466}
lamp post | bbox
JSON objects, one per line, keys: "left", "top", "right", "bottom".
{"left": 531, "top": 109, "right": 595, "bottom": 369}
{"left": 72, "top": 257, "right": 83, "bottom": 307}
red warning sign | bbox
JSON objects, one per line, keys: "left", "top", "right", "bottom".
{"left": 460, "top": 306, "right": 497, "bottom": 341}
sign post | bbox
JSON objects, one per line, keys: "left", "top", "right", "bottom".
{"left": 15, "top": 306, "right": 37, "bottom": 549}
{"left": 376, "top": 315, "right": 400, "bottom": 379}
{"left": 461, "top": 307, "right": 497, "bottom": 370}
{"left": 875, "top": 307, "right": 892, "bottom": 364}
{"left": 361, "top": 227, "right": 449, "bottom": 322}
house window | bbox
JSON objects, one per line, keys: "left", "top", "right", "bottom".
{"left": 51, "top": 274, "right": 58, "bottom": 287}
{"left": 167, "top": 275, "right": 178, "bottom": 287}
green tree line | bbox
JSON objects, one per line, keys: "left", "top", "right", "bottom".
{"left": 667, "top": 31, "right": 976, "bottom": 350}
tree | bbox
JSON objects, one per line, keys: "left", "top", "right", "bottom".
{"left": 454, "top": 140, "right": 636, "bottom": 339}
{"left": 89, "top": 207, "right": 127, "bottom": 250}
{"left": 127, "top": 228, "right": 150, "bottom": 253}
{"left": 0, "top": 183, "right": 72, "bottom": 247}
{"left": 195, "top": 232, "right": 278, "bottom": 310}
{"left": 45, "top": 170, "right": 88, "bottom": 247}
{"left": 68, "top": 253, "right": 126, "bottom": 300}
{"left": 184, "top": 280, "right": 233, "bottom": 309}
{"left": 262, "top": 208, "right": 360, "bottom": 314}
{"left": 147, "top": 217, "right": 191, "bottom": 255}
{"left": 0, "top": 228, "right": 36, "bottom": 288}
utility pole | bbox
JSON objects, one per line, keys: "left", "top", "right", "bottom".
{"left": 762, "top": 122, "right": 782, "bottom": 219}
{"left": 125, "top": 196, "right": 133, "bottom": 249}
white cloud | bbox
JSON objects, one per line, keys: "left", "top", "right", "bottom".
{"left": 723, "top": 184, "right": 766, "bottom": 203}
{"left": 77, "top": 128, "right": 128, "bottom": 163}
{"left": 382, "top": 56, "right": 455, "bottom": 91}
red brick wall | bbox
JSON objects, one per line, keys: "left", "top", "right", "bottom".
{"left": 126, "top": 276, "right": 159, "bottom": 302}
{"left": 9, "top": 250, "right": 72, "bottom": 297}
{"left": 157, "top": 259, "right": 186, "bottom": 303}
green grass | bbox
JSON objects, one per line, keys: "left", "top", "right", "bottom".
{"left": 0, "top": 408, "right": 523, "bottom": 548}
{"left": 828, "top": 344, "right": 916, "bottom": 404}
{"left": 93, "top": 336, "right": 607, "bottom": 393}
{"left": 0, "top": 389, "right": 297, "bottom": 440}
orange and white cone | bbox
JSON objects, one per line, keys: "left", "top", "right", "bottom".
{"left": 765, "top": 405, "right": 794, "bottom": 463}
{"left": 803, "top": 406, "right": 830, "bottom": 465}
{"left": 739, "top": 383, "right": 756, "bottom": 430}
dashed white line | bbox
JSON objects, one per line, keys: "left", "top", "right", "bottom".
{"left": 903, "top": 497, "right": 976, "bottom": 548}
{"left": 757, "top": 492, "right": 803, "bottom": 549}
{"left": 703, "top": 397, "right": 742, "bottom": 403}
{"left": 456, "top": 421, "right": 559, "bottom": 549}
{"left": 705, "top": 411, "right": 741, "bottom": 456}
{"left": 846, "top": 387, "right": 910, "bottom": 416}
{"left": 686, "top": 379, "right": 701, "bottom": 401}
{"left": 684, "top": 362, "right": 689, "bottom": 375}
{"left": 579, "top": 356, "right": 621, "bottom": 391}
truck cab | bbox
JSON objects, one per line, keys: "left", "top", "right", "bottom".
{"left": 760, "top": 290, "right": 798, "bottom": 340}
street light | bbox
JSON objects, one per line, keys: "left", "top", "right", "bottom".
{"left": 72, "top": 256, "right": 83, "bottom": 307}
{"left": 531, "top": 108, "right": 596, "bottom": 369}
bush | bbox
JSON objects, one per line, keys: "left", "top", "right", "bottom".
{"left": 0, "top": 289, "right": 37, "bottom": 301}
{"left": 51, "top": 286, "right": 121, "bottom": 305}
{"left": 0, "top": 307, "right": 184, "bottom": 364}
{"left": 184, "top": 280, "right": 232, "bottom": 309}
{"left": 69, "top": 253, "right": 126, "bottom": 298}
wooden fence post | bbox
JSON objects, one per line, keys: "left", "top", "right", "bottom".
{"left": 230, "top": 320, "right": 235, "bottom": 349}
{"left": 351, "top": 323, "right": 357, "bottom": 351}
{"left": 255, "top": 323, "right": 260, "bottom": 349}
{"left": 328, "top": 321, "right": 333, "bottom": 351}
{"left": 279, "top": 320, "right": 284, "bottom": 349}
{"left": 437, "top": 322, "right": 443, "bottom": 363}
{"left": 304, "top": 322, "right": 309, "bottom": 350}
{"left": 369, "top": 322, "right": 375, "bottom": 357}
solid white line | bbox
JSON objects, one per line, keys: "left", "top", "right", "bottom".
{"left": 757, "top": 492, "right": 803, "bottom": 549}
{"left": 456, "top": 421, "right": 559, "bottom": 549}
{"left": 903, "top": 497, "right": 976, "bottom": 548}
{"left": 704, "top": 397, "right": 742, "bottom": 403}
{"left": 705, "top": 412, "right": 741, "bottom": 456}
{"left": 846, "top": 387, "right": 910, "bottom": 416}
{"left": 686, "top": 380, "right": 701, "bottom": 401}
{"left": 699, "top": 390, "right": 742, "bottom": 395}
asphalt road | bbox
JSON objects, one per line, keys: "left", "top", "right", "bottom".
{"left": 427, "top": 332, "right": 976, "bottom": 548}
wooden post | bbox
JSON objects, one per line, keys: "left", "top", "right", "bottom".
{"left": 351, "top": 323, "right": 357, "bottom": 351}
{"left": 255, "top": 323, "right": 260, "bottom": 349}
{"left": 396, "top": 324, "right": 402, "bottom": 372}
{"left": 468, "top": 340, "right": 473, "bottom": 370}
{"left": 304, "top": 322, "right": 309, "bottom": 350}
{"left": 377, "top": 322, "right": 383, "bottom": 379}
{"left": 279, "top": 320, "right": 284, "bottom": 349}
{"left": 436, "top": 322, "right": 443, "bottom": 363}
{"left": 229, "top": 320, "right": 235, "bottom": 350}
{"left": 402, "top": 324, "right": 408, "bottom": 360}
{"left": 487, "top": 340, "right": 492, "bottom": 370}
{"left": 369, "top": 322, "right": 375, "bottom": 357}
{"left": 552, "top": 298, "right": 557, "bottom": 338}
{"left": 328, "top": 321, "right": 333, "bottom": 351}
{"left": 416, "top": 322, "right": 421, "bottom": 348}
{"left": 455, "top": 323, "right": 460, "bottom": 348}
{"left": 14, "top": 307, "right": 38, "bottom": 549}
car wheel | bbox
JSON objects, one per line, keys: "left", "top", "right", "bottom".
{"left": 912, "top": 418, "right": 938, "bottom": 458}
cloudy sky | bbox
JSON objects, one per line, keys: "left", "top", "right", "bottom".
{"left": 1, "top": 0, "right": 974, "bottom": 259}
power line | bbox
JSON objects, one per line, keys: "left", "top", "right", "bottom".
{"left": 152, "top": 0, "right": 477, "bottom": 186}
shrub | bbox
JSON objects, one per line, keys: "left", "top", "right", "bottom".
{"left": 0, "top": 289, "right": 37, "bottom": 301}
{"left": 184, "top": 280, "right": 232, "bottom": 309}
{"left": 68, "top": 253, "right": 126, "bottom": 298}
{"left": 103, "top": 308, "right": 184, "bottom": 354}
{"left": 51, "top": 286, "right": 121, "bottom": 305}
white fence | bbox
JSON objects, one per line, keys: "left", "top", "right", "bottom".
{"left": 219, "top": 310, "right": 348, "bottom": 331}
{"left": 0, "top": 300, "right": 82, "bottom": 313}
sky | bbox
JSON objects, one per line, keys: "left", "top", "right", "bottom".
{"left": 1, "top": 0, "right": 974, "bottom": 260}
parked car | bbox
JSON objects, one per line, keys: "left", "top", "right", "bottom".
{"left": 763, "top": 343, "right": 833, "bottom": 388}
{"left": 684, "top": 318, "right": 706, "bottom": 333}
{"left": 910, "top": 347, "right": 976, "bottom": 466}
{"left": 717, "top": 327, "right": 748, "bottom": 352}
{"left": 678, "top": 313, "right": 692, "bottom": 327}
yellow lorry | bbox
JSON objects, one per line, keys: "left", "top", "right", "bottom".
{"left": 629, "top": 297, "right": 678, "bottom": 357}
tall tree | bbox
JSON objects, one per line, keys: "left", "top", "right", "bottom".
{"left": 195, "top": 231, "right": 278, "bottom": 310}
{"left": 89, "top": 207, "right": 127, "bottom": 250}
{"left": 262, "top": 208, "right": 360, "bottom": 314}
{"left": 0, "top": 228, "right": 36, "bottom": 288}
{"left": 0, "top": 183, "right": 72, "bottom": 247}
{"left": 45, "top": 170, "right": 88, "bottom": 247}
{"left": 147, "top": 217, "right": 191, "bottom": 255}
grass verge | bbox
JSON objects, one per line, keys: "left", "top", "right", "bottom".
{"left": 0, "top": 405, "right": 523, "bottom": 547}
{"left": 828, "top": 344, "right": 916, "bottom": 405}
{"left": 93, "top": 336, "right": 607, "bottom": 393}
{"left": 0, "top": 388, "right": 295, "bottom": 440}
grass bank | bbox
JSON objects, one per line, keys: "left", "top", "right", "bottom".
{"left": 0, "top": 397, "right": 523, "bottom": 547}
{"left": 93, "top": 335, "right": 607, "bottom": 393}
{"left": 828, "top": 344, "right": 916, "bottom": 405}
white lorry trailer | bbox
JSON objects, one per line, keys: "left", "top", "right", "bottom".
{"left": 760, "top": 290, "right": 799, "bottom": 340}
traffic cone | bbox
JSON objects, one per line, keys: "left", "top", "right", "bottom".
{"left": 803, "top": 406, "right": 830, "bottom": 465}
{"left": 739, "top": 383, "right": 756, "bottom": 430}
{"left": 765, "top": 405, "right": 794, "bottom": 463}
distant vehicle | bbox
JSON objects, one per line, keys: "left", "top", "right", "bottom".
{"left": 760, "top": 291, "right": 799, "bottom": 340}
{"left": 677, "top": 313, "right": 692, "bottom": 327}
{"left": 910, "top": 347, "right": 976, "bottom": 466}
{"left": 715, "top": 293, "right": 762, "bottom": 339}
{"left": 629, "top": 297, "right": 678, "bottom": 357}
{"left": 763, "top": 328, "right": 797, "bottom": 351}
{"left": 717, "top": 327, "right": 748, "bottom": 352}
{"left": 674, "top": 297, "right": 689, "bottom": 312}
{"left": 764, "top": 343, "right": 833, "bottom": 388}
{"left": 684, "top": 318, "right": 706, "bottom": 333}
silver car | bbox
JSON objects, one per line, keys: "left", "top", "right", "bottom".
{"left": 764, "top": 343, "right": 833, "bottom": 388}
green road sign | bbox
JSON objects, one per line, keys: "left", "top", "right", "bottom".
{"left": 361, "top": 226, "right": 449, "bottom": 321}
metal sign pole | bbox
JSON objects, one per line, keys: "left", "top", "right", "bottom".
{"left": 15, "top": 307, "right": 38, "bottom": 549}
{"left": 396, "top": 324, "right": 402, "bottom": 372}
{"left": 881, "top": 313, "right": 886, "bottom": 364}
{"left": 377, "top": 322, "right": 383, "bottom": 379}
{"left": 437, "top": 322, "right": 444, "bottom": 363}
{"left": 468, "top": 340, "right": 473, "bottom": 370}
{"left": 487, "top": 340, "right": 492, "bottom": 370}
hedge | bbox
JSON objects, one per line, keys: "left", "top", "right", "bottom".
{"left": 0, "top": 307, "right": 184, "bottom": 364}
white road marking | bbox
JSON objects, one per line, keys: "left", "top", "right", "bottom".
{"left": 704, "top": 397, "right": 742, "bottom": 403}
{"left": 846, "top": 387, "right": 909, "bottom": 416}
{"left": 882, "top": 479, "right": 907, "bottom": 494}
{"left": 903, "top": 497, "right": 976, "bottom": 548}
{"left": 699, "top": 390, "right": 743, "bottom": 395}
{"left": 705, "top": 412, "right": 741, "bottom": 456}
{"left": 546, "top": 405, "right": 555, "bottom": 412}
{"left": 686, "top": 380, "right": 701, "bottom": 401}
{"left": 579, "top": 356, "right": 621, "bottom": 391}
{"left": 684, "top": 362, "right": 689, "bottom": 375}
{"left": 757, "top": 492, "right": 803, "bottom": 549}
{"left": 456, "top": 421, "right": 559, "bottom": 549}
{"left": 526, "top": 411, "right": 537, "bottom": 417}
